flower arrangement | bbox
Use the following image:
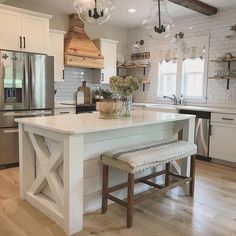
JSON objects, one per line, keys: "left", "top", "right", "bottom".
{"left": 109, "top": 76, "right": 139, "bottom": 117}
{"left": 110, "top": 75, "right": 140, "bottom": 97}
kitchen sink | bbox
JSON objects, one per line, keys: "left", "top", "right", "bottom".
{"left": 145, "top": 104, "right": 178, "bottom": 110}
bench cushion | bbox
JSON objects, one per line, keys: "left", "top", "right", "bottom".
{"left": 101, "top": 139, "right": 197, "bottom": 173}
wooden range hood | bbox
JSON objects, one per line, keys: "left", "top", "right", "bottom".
{"left": 64, "top": 14, "right": 104, "bottom": 69}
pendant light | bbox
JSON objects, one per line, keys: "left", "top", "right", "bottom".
{"left": 74, "top": 0, "right": 115, "bottom": 25}
{"left": 143, "top": 0, "right": 174, "bottom": 38}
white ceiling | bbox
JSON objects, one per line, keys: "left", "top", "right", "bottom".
{"left": 3, "top": 0, "right": 236, "bottom": 28}
{"left": 110, "top": 0, "right": 236, "bottom": 28}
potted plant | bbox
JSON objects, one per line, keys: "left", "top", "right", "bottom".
{"left": 95, "top": 89, "right": 122, "bottom": 119}
{"left": 110, "top": 75, "right": 140, "bottom": 117}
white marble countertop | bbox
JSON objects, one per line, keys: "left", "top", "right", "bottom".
{"left": 16, "top": 110, "right": 195, "bottom": 135}
{"left": 133, "top": 103, "right": 236, "bottom": 115}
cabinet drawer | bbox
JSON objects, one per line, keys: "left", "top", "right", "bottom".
{"left": 54, "top": 108, "right": 76, "bottom": 115}
{"left": 211, "top": 113, "right": 236, "bottom": 124}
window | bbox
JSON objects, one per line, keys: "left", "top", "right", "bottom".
{"left": 157, "top": 36, "right": 209, "bottom": 103}
{"left": 158, "top": 60, "right": 177, "bottom": 97}
{"left": 182, "top": 58, "right": 205, "bottom": 98}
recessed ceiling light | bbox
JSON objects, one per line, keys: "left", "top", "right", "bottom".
{"left": 128, "top": 9, "right": 136, "bottom": 14}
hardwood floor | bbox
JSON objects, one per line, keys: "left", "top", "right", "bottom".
{"left": 0, "top": 161, "right": 236, "bottom": 236}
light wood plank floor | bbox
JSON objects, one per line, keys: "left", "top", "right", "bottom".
{"left": 0, "top": 161, "right": 236, "bottom": 236}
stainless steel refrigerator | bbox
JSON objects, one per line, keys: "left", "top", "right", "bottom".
{"left": 0, "top": 50, "right": 54, "bottom": 168}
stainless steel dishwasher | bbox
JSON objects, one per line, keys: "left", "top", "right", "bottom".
{"left": 179, "top": 110, "right": 211, "bottom": 161}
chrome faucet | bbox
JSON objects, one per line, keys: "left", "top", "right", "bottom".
{"left": 163, "top": 94, "right": 178, "bottom": 105}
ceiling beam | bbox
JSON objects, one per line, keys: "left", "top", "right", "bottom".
{"left": 168, "top": 0, "right": 218, "bottom": 16}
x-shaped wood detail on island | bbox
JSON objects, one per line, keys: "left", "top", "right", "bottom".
{"left": 27, "top": 132, "right": 64, "bottom": 212}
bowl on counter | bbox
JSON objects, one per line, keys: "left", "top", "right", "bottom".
{"left": 96, "top": 99, "right": 122, "bottom": 119}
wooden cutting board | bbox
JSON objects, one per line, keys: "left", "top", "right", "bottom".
{"left": 79, "top": 81, "right": 91, "bottom": 104}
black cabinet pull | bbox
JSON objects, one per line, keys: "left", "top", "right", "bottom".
{"left": 59, "top": 112, "right": 70, "bottom": 114}
{"left": 23, "top": 37, "right": 26, "bottom": 49}
{"left": 20, "top": 36, "right": 22, "bottom": 48}
{"left": 222, "top": 117, "right": 234, "bottom": 121}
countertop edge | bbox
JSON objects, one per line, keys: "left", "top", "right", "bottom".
{"left": 133, "top": 103, "right": 236, "bottom": 115}
{"left": 15, "top": 113, "right": 195, "bottom": 135}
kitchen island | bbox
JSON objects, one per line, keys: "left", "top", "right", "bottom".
{"left": 16, "top": 110, "right": 195, "bottom": 235}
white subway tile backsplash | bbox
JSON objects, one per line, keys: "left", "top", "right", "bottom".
{"left": 54, "top": 67, "right": 108, "bottom": 102}
{"left": 128, "top": 8, "right": 236, "bottom": 107}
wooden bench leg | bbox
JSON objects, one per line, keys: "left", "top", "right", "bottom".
{"left": 165, "top": 163, "right": 170, "bottom": 186}
{"left": 190, "top": 156, "right": 196, "bottom": 197}
{"left": 127, "top": 173, "right": 134, "bottom": 228}
{"left": 102, "top": 165, "right": 109, "bottom": 214}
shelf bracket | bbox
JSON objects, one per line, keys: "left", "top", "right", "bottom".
{"left": 227, "top": 61, "right": 231, "bottom": 90}
{"left": 227, "top": 79, "right": 230, "bottom": 90}
{"left": 143, "top": 84, "right": 146, "bottom": 92}
{"left": 116, "top": 67, "right": 120, "bottom": 76}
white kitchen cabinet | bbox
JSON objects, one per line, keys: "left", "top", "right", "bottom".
{"left": 0, "top": 10, "right": 21, "bottom": 51}
{"left": 0, "top": 4, "right": 51, "bottom": 53}
{"left": 54, "top": 107, "right": 76, "bottom": 116}
{"left": 49, "top": 30, "right": 66, "bottom": 82}
{"left": 209, "top": 113, "right": 236, "bottom": 163}
{"left": 21, "top": 14, "right": 50, "bottom": 54}
{"left": 94, "top": 38, "right": 118, "bottom": 84}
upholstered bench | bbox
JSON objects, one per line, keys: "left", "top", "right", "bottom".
{"left": 100, "top": 139, "right": 197, "bottom": 228}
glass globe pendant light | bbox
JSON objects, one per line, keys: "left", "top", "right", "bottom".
{"left": 143, "top": 0, "right": 174, "bottom": 38}
{"left": 74, "top": 0, "right": 115, "bottom": 25}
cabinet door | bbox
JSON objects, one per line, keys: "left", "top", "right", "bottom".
{"left": 0, "top": 10, "right": 21, "bottom": 51}
{"left": 49, "top": 30, "right": 65, "bottom": 82}
{"left": 21, "top": 14, "right": 49, "bottom": 54}
{"left": 209, "top": 122, "right": 236, "bottom": 163}
{"left": 100, "top": 40, "right": 117, "bottom": 84}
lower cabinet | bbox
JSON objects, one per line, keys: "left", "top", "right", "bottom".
{"left": 54, "top": 107, "right": 76, "bottom": 115}
{"left": 209, "top": 113, "right": 236, "bottom": 163}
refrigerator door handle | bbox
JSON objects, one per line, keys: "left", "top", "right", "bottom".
{"left": 23, "top": 54, "right": 29, "bottom": 109}
{"left": 29, "top": 56, "right": 33, "bottom": 108}
{"left": 3, "top": 129, "right": 18, "bottom": 134}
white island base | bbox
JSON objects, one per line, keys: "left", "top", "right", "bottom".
{"left": 16, "top": 111, "right": 195, "bottom": 235}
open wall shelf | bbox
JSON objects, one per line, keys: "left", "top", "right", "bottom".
{"left": 208, "top": 76, "right": 236, "bottom": 80}
{"left": 210, "top": 57, "right": 236, "bottom": 62}
{"left": 116, "top": 64, "right": 151, "bottom": 92}
{"left": 209, "top": 57, "right": 236, "bottom": 89}
{"left": 117, "top": 64, "right": 150, "bottom": 76}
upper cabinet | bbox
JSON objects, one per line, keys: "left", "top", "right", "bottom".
{"left": 0, "top": 10, "right": 21, "bottom": 51}
{"left": 49, "top": 30, "right": 66, "bottom": 82}
{"left": 94, "top": 38, "right": 118, "bottom": 84}
{"left": 21, "top": 14, "right": 50, "bottom": 54}
{"left": 0, "top": 5, "right": 51, "bottom": 54}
